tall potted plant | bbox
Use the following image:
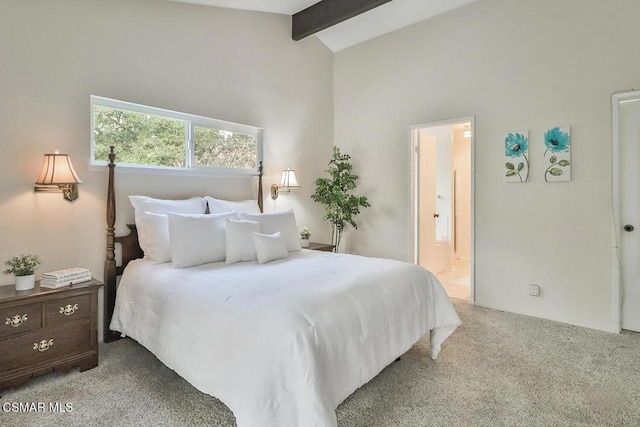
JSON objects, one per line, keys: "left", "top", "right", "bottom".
{"left": 311, "top": 146, "right": 370, "bottom": 252}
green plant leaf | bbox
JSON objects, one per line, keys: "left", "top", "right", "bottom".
{"left": 517, "top": 162, "right": 524, "bottom": 171}
{"left": 505, "top": 162, "right": 515, "bottom": 170}
{"left": 559, "top": 160, "right": 571, "bottom": 166}
{"left": 549, "top": 167, "right": 563, "bottom": 176}
{"left": 3, "top": 254, "right": 41, "bottom": 276}
{"left": 506, "top": 170, "right": 517, "bottom": 177}
{"left": 550, "top": 155, "right": 557, "bottom": 164}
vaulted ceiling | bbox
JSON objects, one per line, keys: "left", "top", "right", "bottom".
{"left": 162, "top": 0, "right": 477, "bottom": 52}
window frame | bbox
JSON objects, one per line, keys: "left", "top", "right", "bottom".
{"left": 90, "top": 95, "right": 263, "bottom": 176}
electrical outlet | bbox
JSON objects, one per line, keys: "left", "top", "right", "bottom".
{"left": 529, "top": 284, "right": 540, "bottom": 297}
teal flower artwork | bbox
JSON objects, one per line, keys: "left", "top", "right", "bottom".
{"left": 543, "top": 126, "right": 571, "bottom": 182}
{"left": 505, "top": 131, "right": 529, "bottom": 182}
{"left": 544, "top": 127, "right": 570, "bottom": 154}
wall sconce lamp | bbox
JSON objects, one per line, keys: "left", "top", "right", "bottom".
{"left": 271, "top": 168, "right": 300, "bottom": 200}
{"left": 462, "top": 125, "right": 472, "bottom": 138}
{"left": 34, "top": 152, "right": 82, "bottom": 202}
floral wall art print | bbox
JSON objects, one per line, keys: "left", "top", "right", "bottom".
{"left": 505, "top": 131, "right": 529, "bottom": 182}
{"left": 543, "top": 126, "right": 571, "bottom": 182}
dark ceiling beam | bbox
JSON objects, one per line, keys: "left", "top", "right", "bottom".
{"left": 292, "top": 0, "right": 393, "bottom": 41}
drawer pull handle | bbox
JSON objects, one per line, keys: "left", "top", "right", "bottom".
{"left": 60, "top": 304, "right": 79, "bottom": 316}
{"left": 33, "top": 339, "right": 54, "bottom": 352}
{"left": 5, "top": 314, "right": 28, "bottom": 327}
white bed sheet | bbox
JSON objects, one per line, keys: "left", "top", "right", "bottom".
{"left": 110, "top": 250, "right": 460, "bottom": 427}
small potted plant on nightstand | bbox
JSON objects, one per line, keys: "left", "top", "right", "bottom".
{"left": 3, "top": 254, "right": 41, "bottom": 291}
{"left": 299, "top": 226, "right": 311, "bottom": 248}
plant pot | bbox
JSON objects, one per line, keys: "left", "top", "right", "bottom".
{"left": 301, "top": 239, "right": 310, "bottom": 248}
{"left": 15, "top": 274, "right": 35, "bottom": 291}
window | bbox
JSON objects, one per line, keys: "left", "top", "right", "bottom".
{"left": 91, "top": 96, "right": 262, "bottom": 174}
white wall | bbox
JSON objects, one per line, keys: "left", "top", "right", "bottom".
{"left": 0, "top": 0, "right": 334, "bottom": 334}
{"left": 334, "top": 0, "right": 640, "bottom": 332}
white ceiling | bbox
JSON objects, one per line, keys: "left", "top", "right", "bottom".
{"left": 163, "top": 0, "right": 477, "bottom": 52}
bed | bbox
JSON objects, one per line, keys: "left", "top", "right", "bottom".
{"left": 102, "top": 147, "right": 461, "bottom": 427}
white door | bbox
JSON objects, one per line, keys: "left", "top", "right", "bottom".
{"left": 418, "top": 131, "right": 438, "bottom": 272}
{"left": 618, "top": 94, "right": 640, "bottom": 332}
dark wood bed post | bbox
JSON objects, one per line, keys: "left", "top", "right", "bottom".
{"left": 258, "top": 160, "right": 264, "bottom": 213}
{"left": 103, "top": 146, "right": 119, "bottom": 343}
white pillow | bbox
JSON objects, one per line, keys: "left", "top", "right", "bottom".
{"left": 253, "top": 232, "right": 289, "bottom": 264}
{"left": 205, "top": 196, "right": 260, "bottom": 214}
{"left": 167, "top": 212, "right": 236, "bottom": 268}
{"left": 129, "top": 196, "right": 207, "bottom": 258}
{"left": 225, "top": 219, "right": 260, "bottom": 264}
{"left": 239, "top": 210, "right": 301, "bottom": 252}
{"left": 138, "top": 211, "right": 171, "bottom": 264}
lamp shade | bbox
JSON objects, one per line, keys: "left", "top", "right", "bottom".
{"left": 35, "top": 153, "right": 82, "bottom": 185}
{"left": 280, "top": 168, "right": 300, "bottom": 188}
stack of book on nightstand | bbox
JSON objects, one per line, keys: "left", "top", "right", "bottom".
{"left": 41, "top": 267, "right": 92, "bottom": 288}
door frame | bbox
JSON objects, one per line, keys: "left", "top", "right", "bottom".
{"left": 612, "top": 90, "right": 640, "bottom": 333}
{"left": 410, "top": 116, "right": 476, "bottom": 303}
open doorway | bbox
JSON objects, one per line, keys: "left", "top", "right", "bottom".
{"left": 410, "top": 118, "right": 474, "bottom": 302}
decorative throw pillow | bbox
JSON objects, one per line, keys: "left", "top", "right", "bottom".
{"left": 129, "top": 196, "right": 207, "bottom": 258}
{"left": 167, "top": 212, "right": 236, "bottom": 268}
{"left": 139, "top": 211, "right": 171, "bottom": 264}
{"left": 253, "top": 232, "right": 289, "bottom": 264}
{"left": 205, "top": 196, "right": 260, "bottom": 214}
{"left": 239, "top": 209, "right": 301, "bottom": 252}
{"left": 225, "top": 219, "right": 260, "bottom": 264}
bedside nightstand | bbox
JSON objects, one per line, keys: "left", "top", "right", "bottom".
{"left": 0, "top": 278, "right": 102, "bottom": 392}
{"left": 307, "top": 242, "right": 335, "bottom": 252}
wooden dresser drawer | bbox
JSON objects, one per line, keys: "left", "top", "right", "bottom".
{"left": 0, "top": 320, "right": 91, "bottom": 373}
{"left": 0, "top": 279, "right": 102, "bottom": 392}
{"left": 0, "top": 302, "right": 42, "bottom": 339}
{"left": 45, "top": 294, "right": 90, "bottom": 327}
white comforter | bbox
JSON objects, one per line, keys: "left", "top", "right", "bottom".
{"left": 110, "top": 250, "right": 460, "bottom": 427}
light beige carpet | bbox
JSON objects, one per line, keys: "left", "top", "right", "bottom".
{"left": 2, "top": 299, "right": 639, "bottom": 426}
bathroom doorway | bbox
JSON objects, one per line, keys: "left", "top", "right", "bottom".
{"left": 410, "top": 118, "right": 474, "bottom": 302}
